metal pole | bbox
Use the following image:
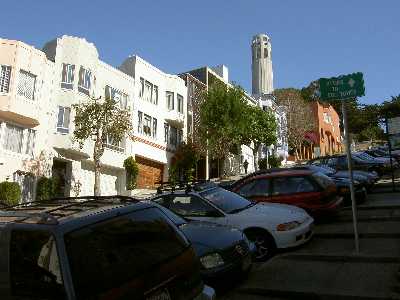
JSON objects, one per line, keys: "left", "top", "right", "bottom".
{"left": 342, "top": 100, "right": 360, "bottom": 253}
{"left": 385, "top": 118, "right": 396, "bottom": 192}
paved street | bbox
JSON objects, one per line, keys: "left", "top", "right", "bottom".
{"left": 221, "top": 181, "right": 400, "bottom": 300}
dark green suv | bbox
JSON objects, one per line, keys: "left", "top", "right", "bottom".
{"left": 0, "top": 196, "right": 215, "bottom": 300}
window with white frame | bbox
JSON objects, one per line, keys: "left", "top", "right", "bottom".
{"left": 105, "top": 85, "right": 129, "bottom": 110}
{"left": 78, "top": 66, "right": 91, "bottom": 95}
{"left": 103, "top": 134, "right": 125, "bottom": 152}
{"left": 17, "top": 70, "right": 36, "bottom": 100}
{"left": 138, "top": 111, "right": 143, "bottom": 134}
{"left": 143, "top": 114, "right": 152, "bottom": 136}
{"left": 0, "top": 65, "right": 11, "bottom": 93}
{"left": 57, "top": 106, "right": 71, "bottom": 134}
{"left": 145, "top": 81, "right": 152, "bottom": 103}
{"left": 25, "top": 129, "right": 36, "bottom": 156}
{"left": 166, "top": 91, "right": 174, "bottom": 110}
{"left": 164, "top": 122, "right": 169, "bottom": 143}
{"left": 152, "top": 118, "right": 157, "bottom": 139}
{"left": 153, "top": 85, "right": 158, "bottom": 105}
{"left": 61, "top": 63, "right": 75, "bottom": 89}
{"left": 3, "top": 124, "right": 24, "bottom": 153}
{"left": 177, "top": 94, "right": 184, "bottom": 113}
{"left": 139, "top": 78, "right": 144, "bottom": 98}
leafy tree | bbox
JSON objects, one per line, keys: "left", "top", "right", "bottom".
{"left": 274, "top": 88, "right": 315, "bottom": 160}
{"left": 380, "top": 95, "right": 400, "bottom": 119}
{"left": 170, "top": 141, "right": 200, "bottom": 182}
{"left": 242, "top": 105, "right": 277, "bottom": 170}
{"left": 199, "top": 84, "right": 248, "bottom": 161}
{"left": 73, "top": 95, "right": 132, "bottom": 196}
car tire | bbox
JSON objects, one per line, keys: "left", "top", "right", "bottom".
{"left": 244, "top": 229, "right": 276, "bottom": 262}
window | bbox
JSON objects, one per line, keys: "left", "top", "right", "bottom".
{"left": 4, "top": 124, "right": 24, "bottom": 153}
{"left": 25, "top": 129, "right": 36, "bottom": 156}
{"left": 103, "top": 134, "right": 125, "bottom": 152}
{"left": 153, "top": 85, "right": 158, "bottom": 104}
{"left": 105, "top": 85, "right": 129, "bottom": 110}
{"left": 10, "top": 230, "right": 65, "bottom": 299}
{"left": 170, "top": 126, "right": 177, "bottom": 146}
{"left": 238, "top": 178, "right": 270, "bottom": 198}
{"left": 272, "top": 177, "right": 316, "bottom": 195}
{"left": 139, "top": 77, "right": 144, "bottom": 98}
{"left": 264, "top": 48, "right": 268, "bottom": 58}
{"left": 164, "top": 122, "right": 169, "bottom": 143}
{"left": 78, "top": 66, "right": 91, "bottom": 95}
{"left": 178, "top": 129, "right": 183, "bottom": 145}
{"left": 163, "top": 195, "right": 220, "bottom": 217}
{"left": 64, "top": 208, "right": 188, "bottom": 300}
{"left": 152, "top": 118, "right": 157, "bottom": 139}
{"left": 145, "top": 81, "right": 152, "bottom": 102}
{"left": 0, "top": 65, "right": 11, "bottom": 93}
{"left": 57, "top": 106, "right": 71, "bottom": 134}
{"left": 143, "top": 114, "right": 151, "bottom": 136}
{"left": 17, "top": 70, "right": 36, "bottom": 100}
{"left": 166, "top": 91, "right": 174, "bottom": 110}
{"left": 61, "top": 63, "right": 75, "bottom": 89}
{"left": 177, "top": 94, "right": 184, "bottom": 113}
{"left": 137, "top": 111, "right": 143, "bottom": 134}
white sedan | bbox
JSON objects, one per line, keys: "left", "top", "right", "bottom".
{"left": 152, "top": 183, "right": 314, "bottom": 261}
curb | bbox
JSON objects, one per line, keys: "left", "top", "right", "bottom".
{"left": 314, "top": 233, "right": 400, "bottom": 239}
{"left": 279, "top": 253, "right": 400, "bottom": 264}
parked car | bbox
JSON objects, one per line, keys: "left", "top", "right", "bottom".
{"left": 354, "top": 151, "right": 398, "bottom": 169}
{"left": 0, "top": 196, "right": 215, "bottom": 300}
{"left": 308, "top": 154, "right": 386, "bottom": 176}
{"left": 143, "top": 201, "right": 253, "bottom": 283}
{"left": 152, "top": 182, "right": 314, "bottom": 261}
{"left": 229, "top": 169, "right": 343, "bottom": 216}
{"left": 292, "top": 165, "right": 367, "bottom": 205}
{"left": 365, "top": 148, "right": 400, "bottom": 163}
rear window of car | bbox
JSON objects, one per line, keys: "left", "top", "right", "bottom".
{"left": 312, "top": 172, "right": 334, "bottom": 189}
{"left": 9, "top": 229, "right": 66, "bottom": 300}
{"left": 64, "top": 207, "right": 189, "bottom": 300}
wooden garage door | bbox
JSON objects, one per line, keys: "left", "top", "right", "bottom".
{"left": 136, "top": 156, "right": 164, "bottom": 188}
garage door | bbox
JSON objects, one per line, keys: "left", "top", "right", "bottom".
{"left": 80, "top": 161, "right": 121, "bottom": 196}
{"left": 136, "top": 156, "right": 164, "bottom": 188}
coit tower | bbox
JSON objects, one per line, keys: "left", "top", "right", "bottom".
{"left": 251, "top": 33, "right": 274, "bottom": 95}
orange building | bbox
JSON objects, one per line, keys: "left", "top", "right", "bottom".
{"left": 308, "top": 101, "right": 342, "bottom": 158}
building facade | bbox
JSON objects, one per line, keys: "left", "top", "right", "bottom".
{"left": 0, "top": 35, "right": 188, "bottom": 202}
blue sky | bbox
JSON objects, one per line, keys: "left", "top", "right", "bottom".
{"left": 2, "top": 0, "right": 399, "bottom": 104}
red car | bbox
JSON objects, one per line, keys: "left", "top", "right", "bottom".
{"left": 230, "top": 169, "right": 343, "bottom": 216}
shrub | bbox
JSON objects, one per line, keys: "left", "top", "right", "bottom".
{"left": 0, "top": 181, "right": 21, "bottom": 206}
{"left": 36, "top": 176, "right": 58, "bottom": 201}
{"left": 258, "top": 156, "right": 283, "bottom": 170}
{"left": 170, "top": 142, "right": 200, "bottom": 182}
{"left": 123, "top": 156, "right": 139, "bottom": 190}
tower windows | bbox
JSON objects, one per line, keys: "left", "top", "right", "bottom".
{"left": 264, "top": 48, "right": 268, "bottom": 58}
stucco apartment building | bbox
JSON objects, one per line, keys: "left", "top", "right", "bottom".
{"left": 0, "top": 35, "right": 188, "bottom": 201}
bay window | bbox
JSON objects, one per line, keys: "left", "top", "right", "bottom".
{"left": 0, "top": 65, "right": 11, "bottom": 93}
{"left": 4, "top": 124, "right": 24, "bottom": 153}
{"left": 61, "top": 63, "right": 75, "bottom": 89}
{"left": 78, "top": 66, "right": 91, "bottom": 95}
{"left": 17, "top": 70, "right": 36, "bottom": 100}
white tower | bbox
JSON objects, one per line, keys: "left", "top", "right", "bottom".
{"left": 251, "top": 33, "right": 273, "bottom": 95}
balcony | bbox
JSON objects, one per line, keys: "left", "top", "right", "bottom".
{"left": 52, "top": 134, "right": 90, "bottom": 160}
{"left": 165, "top": 110, "right": 185, "bottom": 128}
{"left": 0, "top": 94, "right": 40, "bottom": 127}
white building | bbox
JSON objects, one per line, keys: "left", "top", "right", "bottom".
{"left": 0, "top": 35, "right": 188, "bottom": 202}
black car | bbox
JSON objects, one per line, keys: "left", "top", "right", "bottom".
{"left": 308, "top": 154, "right": 385, "bottom": 176}
{"left": 293, "top": 165, "right": 367, "bottom": 205}
{"left": 150, "top": 202, "right": 253, "bottom": 283}
{"left": 0, "top": 196, "right": 215, "bottom": 300}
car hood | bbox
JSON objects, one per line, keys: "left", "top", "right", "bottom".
{"left": 179, "top": 221, "right": 244, "bottom": 251}
{"left": 235, "top": 202, "right": 310, "bottom": 223}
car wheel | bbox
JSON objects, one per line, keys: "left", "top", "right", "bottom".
{"left": 245, "top": 229, "right": 276, "bottom": 261}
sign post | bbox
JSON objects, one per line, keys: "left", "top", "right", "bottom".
{"left": 319, "top": 72, "right": 365, "bottom": 253}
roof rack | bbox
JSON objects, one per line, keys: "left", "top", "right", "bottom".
{"left": 155, "top": 180, "right": 213, "bottom": 194}
{"left": 1, "top": 195, "right": 140, "bottom": 225}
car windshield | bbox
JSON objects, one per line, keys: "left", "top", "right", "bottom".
{"left": 200, "top": 187, "right": 254, "bottom": 214}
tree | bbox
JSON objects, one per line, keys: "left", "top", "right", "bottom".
{"left": 242, "top": 105, "right": 277, "bottom": 170}
{"left": 199, "top": 84, "right": 248, "bottom": 161}
{"left": 380, "top": 95, "right": 400, "bottom": 119}
{"left": 73, "top": 95, "right": 132, "bottom": 196}
{"left": 169, "top": 141, "right": 200, "bottom": 182}
{"left": 274, "top": 88, "right": 315, "bottom": 160}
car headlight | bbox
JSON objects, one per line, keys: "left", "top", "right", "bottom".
{"left": 276, "top": 221, "right": 302, "bottom": 231}
{"left": 339, "top": 187, "right": 350, "bottom": 193}
{"left": 200, "top": 253, "right": 224, "bottom": 269}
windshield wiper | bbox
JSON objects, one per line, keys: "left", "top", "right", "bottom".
{"left": 229, "top": 203, "right": 255, "bottom": 214}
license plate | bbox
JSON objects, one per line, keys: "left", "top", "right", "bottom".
{"left": 242, "top": 255, "right": 252, "bottom": 271}
{"left": 146, "top": 289, "right": 171, "bottom": 300}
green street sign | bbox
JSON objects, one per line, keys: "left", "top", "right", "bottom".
{"left": 319, "top": 72, "right": 365, "bottom": 100}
